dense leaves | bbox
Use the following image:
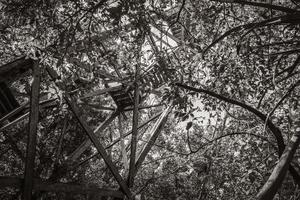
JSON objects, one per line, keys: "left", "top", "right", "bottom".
{"left": 1, "top": 0, "right": 300, "bottom": 199}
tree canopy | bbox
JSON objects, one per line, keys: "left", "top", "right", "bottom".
{"left": 1, "top": 0, "right": 300, "bottom": 199}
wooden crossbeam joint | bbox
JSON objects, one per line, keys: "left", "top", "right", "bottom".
{"left": 45, "top": 66, "right": 132, "bottom": 199}
{"left": 65, "top": 95, "right": 132, "bottom": 199}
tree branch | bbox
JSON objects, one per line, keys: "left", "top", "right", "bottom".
{"left": 257, "top": 132, "right": 300, "bottom": 200}
{"left": 211, "top": 0, "right": 299, "bottom": 14}
{"left": 175, "top": 83, "right": 300, "bottom": 186}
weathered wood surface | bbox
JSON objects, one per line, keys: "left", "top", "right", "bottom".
{"left": 69, "top": 111, "right": 119, "bottom": 161}
{"left": 65, "top": 95, "right": 132, "bottom": 198}
{"left": 46, "top": 65, "right": 132, "bottom": 198}
{"left": 75, "top": 112, "right": 162, "bottom": 167}
{"left": 128, "top": 66, "right": 140, "bottom": 187}
{"left": 22, "top": 61, "right": 40, "bottom": 200}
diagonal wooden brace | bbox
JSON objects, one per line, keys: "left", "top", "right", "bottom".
{"left": 65, "top": 95, "right": 132, "bottom": 198}
{"left": 134, "top": 106, "right": 172, "bottom": 176}
{"left": 46, "top": 66, "right": 132, "bottom": 199}
{"left": 68, "top": 111, "right": 119, "bottom": 161}
{"left": 74, "top": 112, "right": 162, "bottom": 168}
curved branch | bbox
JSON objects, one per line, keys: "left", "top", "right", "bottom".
{"left": 257, "top": 132, "right": 300, "bottom": 200}
{"left": 268, "top": 80, "right": 300, "bottom": 118}
{"left": 202, "top": 15, "right": 290, "bottom": 56}
{"left": 211, "top": 0, "right": 299, "bottom": 14}
{"left": 176, "top": 83, "right": 284, "bottom": 153}
{"left": 175, "top": 83, "right": 300, "bottom": 186}
{"left": 208, "top": 132, "right": 276, "bottom": 148}
{"left": 176, "top": 0, "right": 186, "bottom": 22}
{"left": 270, "top": 48, "right": 300, "bottom": 56}
{"left": 190, "top": 131, "right": 276, "bottom": 155}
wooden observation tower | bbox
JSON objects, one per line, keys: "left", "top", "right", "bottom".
{"left": 0, "top": 4, "right": 194, "bottom": 200}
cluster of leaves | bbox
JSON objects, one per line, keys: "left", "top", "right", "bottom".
{"left": 1, "top": 0, "right": 300, "bottom": 199}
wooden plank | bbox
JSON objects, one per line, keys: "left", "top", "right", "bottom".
{"left": 0, "top": 101, "right": 29, "bottom": 124}
{"left": 150, "top": 22, "right": 181, "bottom": 46}
{"left": 151, "top": 32, "right": 174, "bottom": 49}
{"left": 0, "top": 176, "right": 124, "bottom": 198}
{"left": 81, "top": 85, "right": 123, "bottom": 99}
{"left": 22, "top": 61, "right": 40, "bottom": 200}
{"left": 69, "top": 111, "right": 119, "bottom": 161}
{"left": 127, "top": 65, "right": 140, "bottom": 188}
{"left": 0, "top": 112, "right": 29, "bottom": 132}
{"left": 83, "top": 103, "right": 116, "bottom": 111}
{"left": 134, "top": 106, "right": 171, "bottom": 175}
{"left": 123, "top": 104, "right": 163, "bottom": 112}
{"left": 150, "top": 21, "right": 198, "bottom": 55}
{"left": 0, "top": 97, "right": 56, "bottom": 124}
{"left": 0, "top": 98, "right": 57, "bottom": 132}
{"left": 64, "top": 94, "right": 132, "bottom": 199}
{"left": 46, "top": 66, "right": 132, "bottom": 198}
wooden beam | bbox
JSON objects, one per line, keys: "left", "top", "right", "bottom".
{"left": 0, "top": 176, "right": 124, "bottom": 198}
{"left": 135, "top": 106, "right": 171, "bottom": 175}
{"left": 119, "top": 115, "right": 129, "bottom": 172}
{"left": 0, "top": 101, "right": 29, "bottom": 124}
{"left": 0, "top": 57, "right": 33, "bottom": 76}
{"left": 81, "top": 85, "right": 123, "bottom": 99}
{"left": 22, "top": 61, "right": 40, "bottom": 200}
{"left": 123, "top": 104, "right": 163, "bottom": 112}
{"left": 150, "top": 31, "right": 175, "bottom": 49}
{"left": 74, "top": 112, "right": 162, "bottom": 168}
{"left": 64, "top": 95, "right": 132, "bottom": 198}
{"left": 150, "top": 22, "right": 181, "bottom": 46}
{"left": 147, "top": 33, "right": 161, "bottom": 58}
{"left": 127, "top": 65, "right": 140, "bottom": 187}
{"left": 0, "top": 112, "right": 29, "bottom": 132}
{"left": 55, "top": 117, "right": 68, "bottom": 163}
{"left": 0, "top": 98, "right": 57, "bottom": 132}
{"left": 68, "top": 111, "right": 119, "bottom": 161}
{"left": 150, "top": 21, "right": 199, "bottom": 54}
{"left": 46, "top": 66, "right": 132, "bottom": 198}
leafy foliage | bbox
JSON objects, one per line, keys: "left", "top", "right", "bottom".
{"left": 1, "top": 0, "right": 300, "bottom": 199}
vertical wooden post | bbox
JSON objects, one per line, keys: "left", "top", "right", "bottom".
{"left": 127, "top": 65, "right": 140, "bottom": 187}
{"left": 22, "top": 61, "right": 40, "bottom": 200}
